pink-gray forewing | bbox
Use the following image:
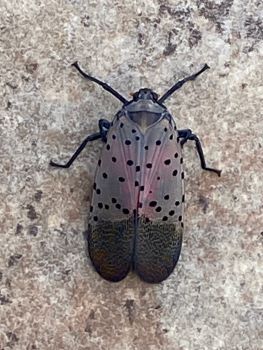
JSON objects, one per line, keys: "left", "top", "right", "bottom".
{"left": 138, "top": 118, "right": 184, "bottom": 221}
{"left": 88, "top": 115, "right": 142, "bottom": 282}
{"left": 134, "top": 117, "right": 184, "bottom": 283}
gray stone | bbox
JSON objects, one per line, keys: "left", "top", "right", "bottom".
{"left": 0, "top": 0, "right": 262, "bottom": 349}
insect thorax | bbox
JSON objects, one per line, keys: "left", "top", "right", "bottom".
{"left": 116, "top": 103, "right": 171, "bottom": 132}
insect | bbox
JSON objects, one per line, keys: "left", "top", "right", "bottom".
{"left": 50, "top": 62, "right": 221, "bottom": 283}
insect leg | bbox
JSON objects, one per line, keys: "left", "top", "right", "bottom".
{"left": 178, "top": 129, "right": 221, "bottom": 176}
{"left": 158, "top": 64, "right": 210, "bottom": 103}
{"left": 178, "top": 129, "right": 192, "bottom": 146}
{"left": 99, "top": 119, "right": 111, "bottom": 142}
{"left": 50, "top": 119, "right": 111, "bottom": 168}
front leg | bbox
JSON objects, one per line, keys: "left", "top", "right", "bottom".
{"left": 99, "top": 119, "right": 111, "bottom": 142}
{"left": 178, "top": 129, "right": 221, "bottom": 177}
{"left": 50, "top": 119, "right": 111, "bottom": 169}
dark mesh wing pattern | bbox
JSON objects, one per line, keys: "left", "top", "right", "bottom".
{"left": 88, "top": 218, "right": 134, "bottom": 282}
{"left": 134, "top": 218, "right": 183, "bottom": 283}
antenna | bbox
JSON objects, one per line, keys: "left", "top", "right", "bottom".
{"left": 158, "top": 64, "right": 210, "bottom": 104}
{"left": 72, "top": 61, "right": 128, "bottom": 105}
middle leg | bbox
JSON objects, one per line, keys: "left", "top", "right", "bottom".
{"left": 178, "top": 129, "right": 221, "bottom": 176}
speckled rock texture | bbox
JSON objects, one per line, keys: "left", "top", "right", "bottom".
{"left": 0, "top": 0, "right": 262, "bottom": 349}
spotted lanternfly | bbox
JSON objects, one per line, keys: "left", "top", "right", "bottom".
{"left": 50, "top": 62, "right": 221, "bottom": 283}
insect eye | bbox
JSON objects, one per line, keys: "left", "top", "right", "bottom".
{"left": 152, "top": 92, "right": 159, "bottom": 101}
{"left": 132, "top": 92, "right": 139, "bottom": 101}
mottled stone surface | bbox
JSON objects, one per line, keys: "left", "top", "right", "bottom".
{"left": 0, "top": 1, "right": 262, "bottom": 349}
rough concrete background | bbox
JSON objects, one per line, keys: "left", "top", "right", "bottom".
{"left": 0, "top": 0, "right": 262, "bottom": 349}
